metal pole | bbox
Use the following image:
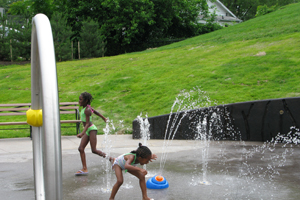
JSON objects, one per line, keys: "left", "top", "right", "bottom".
{"left": 31, "top": 14, "right": 62, "bottom": 200}
{"left": 31, "top": 20, "right": 45, "bottom": 200}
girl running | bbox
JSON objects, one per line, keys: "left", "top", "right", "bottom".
{"left": 75, "top": 92, "right": 108, "bottom": 175}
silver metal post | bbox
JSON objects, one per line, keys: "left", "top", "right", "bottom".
{"left": 31, "top": 14, "right": 62, "bottom": 200}
{"left": 31, "top": 19, "right": 45, "bottom": 200}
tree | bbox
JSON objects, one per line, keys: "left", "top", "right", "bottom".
{"left": 31, "top": 0, "right": 54, "bottom": 19}
{"left": 79, "top": 18, "right": 106, "bottom": 58}
{"left": 221, "top": 0, "right": 300, "bottom": 21}
{"left": 0, "top": 14, "right": 10, "bottom": 60}
{"left": 9, "top": 21, "right": 31, "bottom": 61}
{"left": 55, "top": 0, "right": 156, "bottom": 55}
{"left": 57, "top": 0, "right": 212, "bottom": 56}
{"left": 8, "top": 0, "right": 34, "bottom": 21}
{"left": 8, "top": 0, "right": 55, "bottom": 20}
{"left": 162, "top": 0, "right": 212, "bottom": 38}
{"left": 0, "top": 18, "right": 32, "bottom": 62}
{"left": 50, "top": 12, "right": 73, "bottom": 61}
{"left": 220, "top": 0, "right": 259, "bottom": 21}
{"left": 0, "top": 0, "right": 19, "bottom": 13}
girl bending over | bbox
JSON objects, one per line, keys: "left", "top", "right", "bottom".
{"left": 110, "top": 143, "right": 157, "bottom": 200}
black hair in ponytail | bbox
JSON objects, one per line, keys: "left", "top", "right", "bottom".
{"left": 131, "top": 143, "right": 152, "bottom": 158}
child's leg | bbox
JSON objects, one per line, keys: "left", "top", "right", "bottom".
{"left": 129, "top": 170, "right": 151, "bottom": 200}
{"left": 77, "top": 134, "right": 89, "bottom": 173}
{"left": 89, "top": 131, "right": 106, "bottom": 157}
{"left": 110, "top": 165, "right": 123, "bottom": 200}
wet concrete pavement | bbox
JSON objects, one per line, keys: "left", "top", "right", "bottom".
{"left": 0, "top": 135, "right": 299, "bottom": 200}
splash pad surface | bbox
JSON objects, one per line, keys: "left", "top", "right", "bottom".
{"left": 0, "top": 136, "right": 299, "bottom": 200}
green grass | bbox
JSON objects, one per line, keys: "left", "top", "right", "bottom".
{"left": 1, "top": 3, "right": 300, "bottom": 138}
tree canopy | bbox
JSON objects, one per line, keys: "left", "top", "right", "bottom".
{"left": 221, "top": 0, "right": 300, "bottom": 21}
{"left": 54, "top": 0, "right": 214, "bottom": 55}
{"left": 8, "top": 0, "right": 300, "bottom": 59}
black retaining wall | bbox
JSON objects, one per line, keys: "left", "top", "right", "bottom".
{"left": 132, "top": 97, "right": 300, "bottom": 141}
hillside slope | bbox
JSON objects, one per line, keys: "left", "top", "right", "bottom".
{"left": 1, "top": 3, "right": 300, "bottom": 137}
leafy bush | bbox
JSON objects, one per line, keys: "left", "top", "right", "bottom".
{"left": 256, "top": 4, "right": 279, "bottom": 17}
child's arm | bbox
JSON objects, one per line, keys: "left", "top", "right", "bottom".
{"left": 124, "top": 155, "right": 147, "bottom": 175}
{"left": 91, "top": 107, "right": 108, "bottom": 122}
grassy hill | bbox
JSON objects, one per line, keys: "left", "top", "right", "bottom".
{"left": 1, "top": 3, "right": 300, "bottom": 138}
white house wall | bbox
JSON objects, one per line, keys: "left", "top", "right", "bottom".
{"left": 208, "top": 0, "right": 238, "bottom": 18}
{"left": 208, "top": 1, "right": 226, "bottom": 16}
{"left": 198, "top": 0, "right": 242, "bottom": 26}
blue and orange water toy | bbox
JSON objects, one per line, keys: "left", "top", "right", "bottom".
{"left": 146, "top": 175, "right": 169, "bottom": 189}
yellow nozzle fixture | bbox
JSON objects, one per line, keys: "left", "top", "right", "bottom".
{"left": 26, "top": 109, "right": 43, "bottom": 127}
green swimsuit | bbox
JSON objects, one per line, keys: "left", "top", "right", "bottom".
{"left": 81, "top": 105, "right": 97, "bottom": 136}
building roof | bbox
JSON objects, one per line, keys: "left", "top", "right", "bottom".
{"left": 199, "top": 0, "right": 242, "bottom": 24}
{"left": 216, "top": 15, "right": 242, "bottom": 23}
{"left": 214, "top": 0, "right": 238, "bottom": 19}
